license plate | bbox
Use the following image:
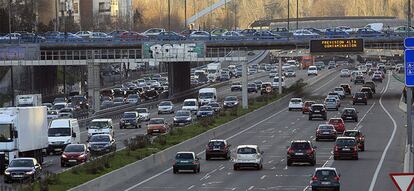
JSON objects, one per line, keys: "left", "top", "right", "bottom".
{"left": 125, "top": 123, "right": 130, "bottom": 125}
{"left": 343, "top": 148, "right": 350, "bottom": 151}
{"left": 54, "top": 148, "right": 62, "bottom": 151}
{"left": 69, "top": 160, "right": 77, "bottom": 163}
{"left": 179, "top": 123, "right": 184, "bottom": 126}
{"left": 358, "top": 98, "right": 362, "bottom": 100}
{"left": 323, "top": 132, "right": 330, "bottom": 134}
{"left": 213, "top": 147, "right": 221, "bottom": 151}
{"left": 295, "top": 153, "right": 304, "bottom": 155}
{"left": 13, "top": 175, "right": 24, "bottom": 178}
{"left": 347, "top": 117, "right": 352, "bottom": 119}
{"left": 322, "top": 182, "right": 331, "bottom": 185}
{"left": 315, "top": 110, "right": 320, "bottom": 112}
{"left": 153, "top": 129, "right": 159, "bottom": 132}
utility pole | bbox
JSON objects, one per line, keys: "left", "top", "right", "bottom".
{"left": 409, "top": 0, "right": 412, "bottom": 28}
{"left": 278, "top": 57, "right": 283, "bottom": 94}
{"left": 8, "top": 0, "right": 12, "bottom": 43}
{"left": 287, "top": 0, "right": 290, "bottom": 31}
{"left": 225, "top": 0, "right": 228, "bottom": 29}
{"left": 55, "top": 0, "right": 59, "bottom": 31}
{"left": 10, "top": 66, "right": 14, "bottom": 106}
{"left": 296, "top": 0, "right": 299, "bottom": 30}
{"left": 184, "top": 0, "right": 187, "bottom": 29}
{"left": 241, "top": 60, "right": 248, "bottom": 109}
{"left": 168, "top": 0, "right": 171, "bottom": 32}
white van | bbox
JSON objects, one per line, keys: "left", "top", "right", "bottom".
{"left": 47, "top": 118, "right": 80, "bottom": 153}
{"left": 87, "top": 118, "right": 114, "bottom": 138}
{"left": 182, "top": 99, "right": 199, "bottom": 113}
{"left": 198, "top": 88, "right": 217, "bottom": 105}
{"left": 307, "top": 66, "right": 318, "bottom": 76}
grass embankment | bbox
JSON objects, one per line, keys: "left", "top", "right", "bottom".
{"left": 25, "top": 80, "right": 306, "bottom": 191}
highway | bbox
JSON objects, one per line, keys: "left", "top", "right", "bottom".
{"left": 73, "top": 67, "right": 406, "bottom": 191}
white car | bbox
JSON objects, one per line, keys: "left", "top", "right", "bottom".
{"left": 327, "top": 94, "right": 341, "bottom": 107}
{"left": 136, "top": 108, "right": 150, "bottom": 121}
{"left": 189, "top": 31, "right": 210, "bottom": 39}
{"left": 182, "top": 99, "right": 199, "bottom": 113}
{"left": 158, "top": 101, "right": 174, "bottom": 114}
{"left": 288, "top": 98, "right": 303, "bottom": 111}
{"left": 333, "top": 87, "right": 345, "bottom": 98}
{"left": 87, "top": 118, "right": 114, "bottom": 138}
{"left": 231, "top": 82, "right": 242, "bottom": 91}
{"left": 340, "top": 69, "right": 350, "bottom": 77}
{"left": 272, "top": 77, "right": 286, "bottom": 89}
{"left": 233, "top": 145, "right": 263, "bottom": 170}
{"left": 143, "top": 28, "right": 165, "bottom": 37}
{"left": 126, "top": 94, "right": 140, "bottom": 104}
{"left": 75, "top": 31, "right": 93, "bottom": 38}
{"left": 308, "top": 66, "right": 318, "bottom": 76}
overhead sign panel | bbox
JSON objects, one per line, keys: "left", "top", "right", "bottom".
{"left": 310, "top": 38, "right": 364, "bottom": 53}
{"left": 143, "top": 42, "right": 205, "bottom": 60}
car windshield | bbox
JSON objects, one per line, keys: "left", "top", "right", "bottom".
{"left": 305, "top": 102, "right": 315, "bottom": 106}
{"left": 312, "top": 106, "right": 324, "bottom": 110}
{"left": 90, "top": 135, "right": 110, "bottom": 142}
{"left": 48, "top": 128, "right": 71, "bottom": 137}
{"left": 208, "top": 103, "right": 219, "bottom": 107}
{"left": 52, "top": 104, "right": 65, "bottom": 110}
{"left": 89, "top": 121, "right": 109, "bottom": 129}
{"left": 315, "top": 170, "right": 337, "bottom": 178}
{"left": 334, "top": 88, "right": 343, "bottom": 91}
{"left": 329, "top": 119, "right": 342, "bottom": 123}
{"left": 149, "top": 119, "right": 164, "bottom": 124}
{"left": 176, "top": 111, "right": 190, "bottom": 117}
{"left": 136, "top": 108, "right": 148, "bottom": 113}
{"left": 319, "top": 125, "right": 334, "bottom": 130}
{"left": 200, "top": 92, "right": 214, "bottom": 99}
{"left": 326, "top": 98, "right": 336, "bottom": 103}
{"left": 291, "top": 99, "right": 302, "bottom": 103}
{"left": 208, "top": 141, "right": 225, "bottom": 147}
{"left": 184, "top": 101, "right": 195, "bottom": 106}
{"left": 123, "top": 113, "right": 136, "bottom": 118}
{"left": 225, "top": 97, "right": 237, "bottom": 101}
{"left": 336, "top": 139, "right": 356, "bottom": 146}
{"left": 248, "top": 84, "right": 256, "bottom": 87}
{"left": 343, "top": 109, "right": 355, "bottom": 114}
{"left": 291, "top": 142, "right": 311, "bottom": 149}
{"left": 200, "top": 106, "right": 213, "bottom": 111}
{"left": 128, "top": 95, "right": 139, "bottom": 99}
{"left": 64, "top": 145, "right": 85, "bottom": 152}
{"left": 237, "top": 147, "right": 257, "bottom": 154}
{"left": 113, "top": 98, "right": 124, "bottom": 102}
{"left": 176, "top": 153, "right": 194, "bottom": 160}
{"left": 9, "top": 159, "right": 34, "bottom": 167}
{"left": 355, "top": 93, "right": 365, "bottom": 97}
{"left": 344, "top": 131, "right": 358, "bottom": 137}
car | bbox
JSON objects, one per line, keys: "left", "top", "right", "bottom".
{"left": 254, "top": 80, "right": 263, "bottom": 90}
{"left": 354, "top": 75, "right": 365, "bottom": 85}
{"left": 231, "top": 82, "right": 242, "bottom": 91}
{"left": 340, "top": 69, "right": 351, "bottom": 77}
{"left": 328, "top": 118, "right": 346, "bottom": 133}
{"left": 316, "top": 124, "right": 337, "bottom": 141}
{"left": 310, "top": 167, "right": 341, "bottom": 191}
{"left": 126, "top": 94, "right": 140, "bottom": 104}
{"left": 314, "top": 62, "right": 325, "bottom": 70}
{"left": 147, "top": 118, "right": 169, "bottom": 135}
{"left": 364, "top": 81, "right": 376, "bottom": 93}
{"left": 75, "top": 31, "right": 93, "bottom": 38}
{"left": 189, "top": 31, "right": 210, "bottom": 39}
{"left": 353, "top": 92, "right": 368, "bottom": 105}
{"left": 100, "top": 100, "right": 114, "bottom": 109}
{"left": 136, "top": 108, "right": 150, "bottom": 121}
{"left": 288, "top": 98, "right": 303, "bottom": 111}
{"left": 272, "top": 77, "right": 286, "bottom": 89}
{"left": 302, "top": 101, "right": 316, "bottom": 114}
{"left": 360, "top": 87, "right": 373, "bottom": 99}
{"left": 197, "top": 106, "right": 215, "bottom": 117}
{"left": 142, "top": 28, "right": 166, "bottom": 37}
{"left": 327, "top": 92, "right": 341, "bottom": 103}
{"left": 240, "top": 29, "right": 258, "bottom": 37}
{"left": 372, "top": 73, "right": 383, "bottom": 82}
{"left": 120, "top": 111, "right": 141, "bottom": 129}
{"left": 87, "top": 134, "right": 116, "bottom": 155}
{"left": 334, "top": 137, "right": 358, "bottom": 160}
{"left": 252, "top": 30, "right": 282, "bottom": 40}
{"left": 292, "top": 29, "right": 320, "bottom": 38}
{"left": 223, "top": 96, "right": 239, "bottom": 108}
{"left": 60, "top": 144, "right": 89, "bottom": 167}
{"left": 182, "top": 99, "right": 199, "bottom": 113}
{"left": 309, "top": 104, "right": 327, "bottom": 120}
{"left": 324, "top": 28, "right": 350, "bottom": 38}
{"left": 307, "top": 66, "right": 318, "bottom": 76}
{"left": 286, "top": 140, "right": 316, "bottom": 166}
{"left": 233, "top": 145, "right": 263, "bottom": 170}
{"left": 158, "top": 101, "right": 174, "bottom": 114}
{"left": 205, "top": 139, "right": 231, "bottom": 160}
{"left": 210, "top": 28, "right": 228, "bottom": 36}
{"left": 284, "top": 68, "right": 296, "bottom": 77}
{"left": 343, "top": 130, "right": 365, "bottom": 151}
{"left": 173, "top": 152, "right": 200, "bottom": 173}
{"left": 157, "top": 31, "right": 186, "bottom": 41}
{"left": 340, "top": 84, "right": 351, "bottom": 95}
{"left": 247, "top": 83, "right": 258, "bottom": 93}
{"left": 113, "top": 97, "right": 125, "bottom": 106}
{"left": 333, "top": 87, "right": 345, "bottom": 99}
{"left": 207, "top": 102, "right": 222, "bottom": 113}
{"left": 90, "top": 32, "right": 113, "bottom": 39}
{"left": 324, "top": 98, "right": 339, "bottom": 111}
{"left": 355, "top": 27, "right": 383, "bottom": 37}
{"left": 221, "top": 31, "right": 241, "bottom": 40}
{"left": 341, "top": 108, "right": 358, "bottom": 122}
{"left": 173, "top": 110, "right": 193, "bottom": 126}
{"left": 4, "top": 158, "right": 42, "bottom": 183}
{"left": 88, "top": 118, "right": 114, "bottom": 138}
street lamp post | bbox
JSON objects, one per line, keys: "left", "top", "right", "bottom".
{"left": 184, "top": 0, "right": 187, "bottom": 29}
{"left": 287, "top": 0, "right": 290, "bottom": 31}
{"left": 8, "top": 0, "right": 12, "bottom": 43}
{"left": 296, "top": 0, "right": 299, "bottom": 30}
{"left": 168, "top": 0, "right": 171, "bottom": 32}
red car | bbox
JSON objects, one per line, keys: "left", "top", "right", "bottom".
{"left": 147, "top": 118, "right": 169, "bottom": 135}
{"left": 61, "top": 144, "right": 89, "bottom": 167}
{"left": 120, "top": 31, "right": 149, "bottom": 41}
{"left": 328, "top": 118, "right": 345, "bottom": 133}
{"left": 302, "top": 101, "right": 315, "bottom": 114}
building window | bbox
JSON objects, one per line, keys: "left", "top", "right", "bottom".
{"left": 99, "top": 2, "right": 110, "bottom": 13}
{"left": 73, "top": 3, "right": 79, "bottom": 14}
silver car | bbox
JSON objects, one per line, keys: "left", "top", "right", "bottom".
{"left": 324, "top": 98, "right": 339, "bottom": 111}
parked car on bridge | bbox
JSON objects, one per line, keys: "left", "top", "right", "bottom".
{"left": 355, "top": 28, "right": 383, "bottom": 37}
{"left": 189, "top": 31, "right": 210, "bottom": 40}
{"left": 120, "top": 31, "right": 149, "bottom": 41}
{"left": 292, "top": 29, "right": 320, "bottom": 38}
{"left": 142, "top": 28, "right": 166, "bottom": 37}
{"left": 75, "top": 31, "right": 93, "bottom": 38}
{"left": 156, "top": 31, "right": 186, "bottom": 41}
{"left": 252, "top": 31, "right": 282, "bottom": 40}
{"left": 324, "top": 28, "right": 350, "bottom": 38}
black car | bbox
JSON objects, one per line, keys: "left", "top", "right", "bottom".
{"left": 310, "top": 167, "right": 341, "bottom": 191}
{"left": 197, "top": 106, "right": 215, "bottom": 117}
{"left": 88, "top": 134, "right": 116, "bottom": 155}
{"left": 372, "top": 74, "right": 383, "bottom": 82}
{"left": 353, "top": 92, "right": 368, "bottom": 105}
{"left": 247, "top": 83, "right": 258, "bottom": 93}
{"left": 354, "top": 75, "right": 365, "bottom": 85}
{"left": 341, "top": 108, "right": 358, "bottom": 122}
{"left": 309, "top": 104, "right": 327, "bottom": 120}
{"left": 173, "top": 110, "right": 193, "bottom": 126}
{"left": 360, "top": 87, "right": 373, "bottom": 99}
{"left": 340, "top": 84, "right": 351, "bottom": 95}
{"left": 286, "top": 140, "right": 316, "bottom": 166}
{"left": 4, "top": 158, "right": 42, "bottom": 183}
{"left": 343, "top": 130, "right": 365, "bottom": 151}
{"left": 223, "top": 96, "right": 239, "bottom": 108}
{"left": 120, "top": 111, "right": 141, "bottom": 129}
{"left": 316, "top": 124, "right": 337, "bottom": 141}
{"left": 364, "top": 81, "right": 376, "bottom": 93}
{"left": 205, "top": 139, "right": 231, "bottom": 160}
{"left": 334, "top": 137, "right": 358, "bottom": 160}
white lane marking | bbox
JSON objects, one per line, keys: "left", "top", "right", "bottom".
{"left": 187, "top": 185, "right": 195, "bottom": 190}
{"left": 368, "top": 73, "right": 397, "bottom": 191}
{"left": 354, "top": 102, "right": 376, "bottom": 130}
{"left": 268, "top": 160, "right": 274, "bottom": 164}
{"left": 311, "top": 74, "right": 340, "bottom": 93}
{"left": 260, "top": 175, "right": 267, "bottom": 180}
{"left": 124, "top": 168, "right": 172, "bottom": 191}
{"left": 248, "top": 186, "right": 254, "bottom": 190}
{"left": 219, "top": 166, "right": 225, "bottom": 171}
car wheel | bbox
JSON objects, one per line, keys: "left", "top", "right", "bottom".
{"left": 173, "top": 167, "right": 178, "bottom": 174}
{"left": 206, "top": 155, "right": 210, "bottom": 160}
{"left": 334, "top": 156, "right": 339, "bottom": 160}
{"left": 302, "top": 111, "right": 305, "bottom": 114}
{"left": 365, "top": 102, "right": 367, "bottom": 105}
{"left": 61, "top": 162, "right": 65, "bottom": 167}
{"left": 311, "top": 159, "right": 316, "bottom": 166}
{"left": 287, "top": 160, "right": 292, "bottom": 166}
{"left": 233, "top": 165, "right": 239, "bottom": 171}
{"left": 354, "top": 155, "right": 359, "bottom": 160}
{"left": 353, "top": 102, "right": 355, "bottom": 105}
{"left": 355, "top": 118, "right": 358, "bottom": 122}
{"left": 316, "top": 137, "right": 319, "bottom": 141}
{"left": 324, "top": 116, "right": 327, "bottom": 120}
{"left": 361, "top": 144, "right": 365, "bottom": 151}
{"left": 288, "top": 108, "right": 292, "bottom": 111}
{"left": 259, "top": 164, "right": 263, "bottom": 170}
{"left": 197, "top": 167, "right": 201, "bottom": 173}
{"left": 135, "top": 125, "right": 138, "bottom": 129}
{"left": 336, "top": 108, "right": 339, "bottom": 111}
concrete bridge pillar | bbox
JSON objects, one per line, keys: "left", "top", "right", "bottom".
{"left": 167, "top": 62, "right": 191, "bottom": 97}
{"left": 87, "top": 62, "right": 100, "bottom": 112}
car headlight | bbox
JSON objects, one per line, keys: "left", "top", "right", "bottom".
{"left": 62, "top": 154, "right": 67, "bottom": 158}
{"left": 25, "top": 170, "right": 35, "bottom": 175}
{"left": 79, "top": 154, "right": 86, "bottom": 158}
{"left": 4, "top": 171, "right": 10, "bottom": 175}
{"left": 104, "top": 143, "right": 111, "bottom": 147}
{"left": 186, "top": 117, "right": 191, "bottom": 121}
{"left": 173, "top": 117, "right": 178, "bottom": 121}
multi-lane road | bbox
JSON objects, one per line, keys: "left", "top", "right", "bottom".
{"left": 74, "top": 67, "right": 405, "bottom": 191}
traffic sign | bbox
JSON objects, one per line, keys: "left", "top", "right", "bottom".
{"left": 405, "top": 38, "right": 414, "bottom": 49}
{"left": 405, "top": 49, "right": 414, "bottom": 87}
{"left": 390, "top": 173, "right": 414, "bottom": 191}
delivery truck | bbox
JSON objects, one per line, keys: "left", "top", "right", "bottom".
{"left": 0, "top": 107, "right": 48, "bottom": 174}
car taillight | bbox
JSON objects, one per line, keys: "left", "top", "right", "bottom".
{"left": 354, "top": 146, "right": 358, "bottom": 152}
{"left": 312, "top": 176, "right": 318, "bottom": 181}
{"left": 287, "top": 148, "right": 294, "bottom": 154}
{"left": 334, "top": 176, "right": 340, "bottom": 181}
{"left": 173, "top": 161, "right": 176, "bottom": 165}
{"left": 334, "top": 146, "right": 339, "bottom": 152}
{"left": 306, "top": 149, "right": 313, "bottom": 155}
{"left": 192, "top": 161, "right": 198, "bottom": 164}
{"left": 316, "top": 130, "right": 320, "bottom": 135}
